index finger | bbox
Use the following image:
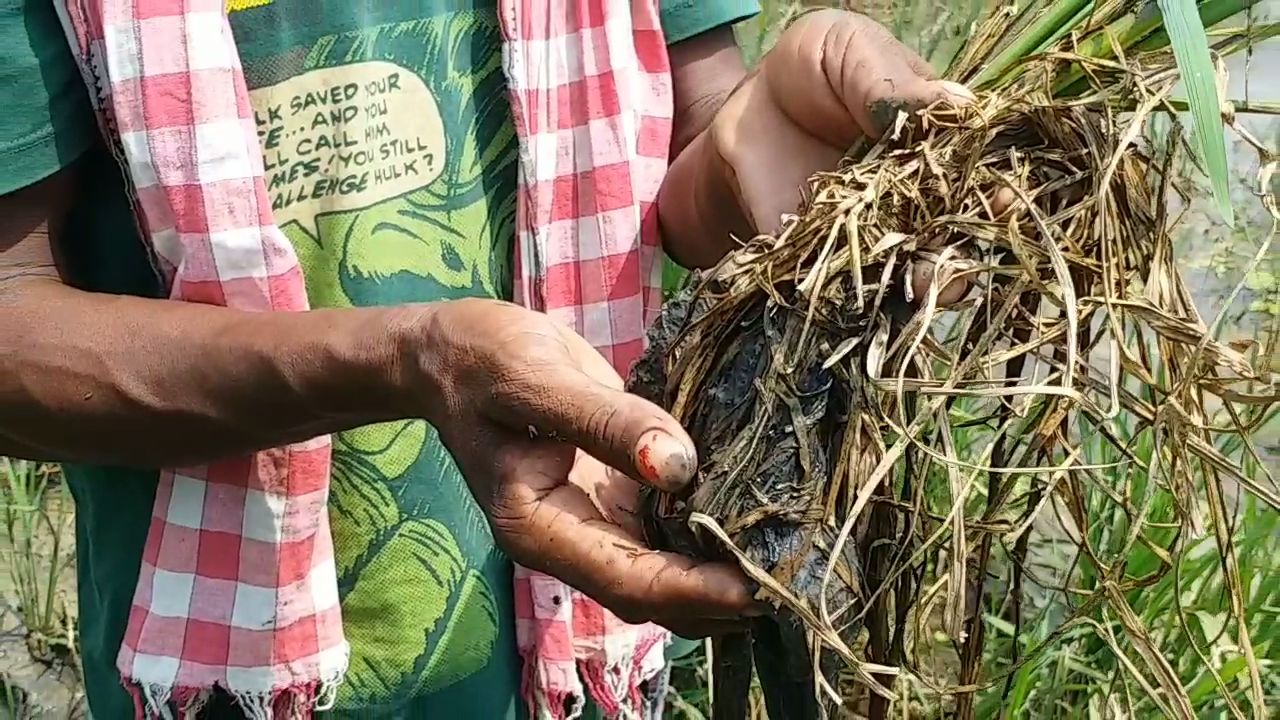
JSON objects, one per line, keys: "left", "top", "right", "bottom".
{"left": 496, "top": 443, "right": 760, "bottom": 622}
{"left": 493, "top": 358, "right": 698, "bottom": 493}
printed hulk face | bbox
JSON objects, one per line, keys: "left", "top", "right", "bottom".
{"left": 242, "top": 11, "right": 519, "bottom": 709}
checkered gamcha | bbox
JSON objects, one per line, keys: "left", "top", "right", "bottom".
{"left": 504, "top": 2, "right": 674, "bottom": 718}
{"left": 57, "top": 0, "right": 345, "bottom": 711}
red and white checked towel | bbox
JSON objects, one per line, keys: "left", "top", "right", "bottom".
{"left": 53, "top": 0, "right": 345, "bottom": 715}
{"left": 52, "top": 0, "right": 674, "bottom": 717}
{"left": 501, "top": 2, "right": 673, "bottom": 718}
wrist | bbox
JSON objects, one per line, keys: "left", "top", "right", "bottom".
{"left": 286, "top": 304, "right": 438, "bottom": 428}
{"left": 384, "top": 300, "right": 460, "bottom": 426}
{"left": 669, "top": 25, "right": 748, "bottom": 156}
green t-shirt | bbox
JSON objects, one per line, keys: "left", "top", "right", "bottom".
{"left": 1, "top": 0, "right": 757, "bottom": 718}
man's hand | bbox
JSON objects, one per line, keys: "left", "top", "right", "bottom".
{"left": 659, "top": 10, "right": 975, "bottom": 304}
{"left": 1, "top": 168, "right": 753, "bottom": 631}
{"left": 416, "top": 298, "right": 759, "bottom": 634}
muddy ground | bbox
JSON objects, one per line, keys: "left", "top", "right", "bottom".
{"left": 0, "top": 487, "right": 83, "bottom": 719}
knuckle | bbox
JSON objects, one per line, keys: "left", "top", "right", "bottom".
{"left": 487, "top": 513, "right": 534, "bottom": 564}
{"left": 486, "top": 329, "right": 564, "bottom": 385}
{"left": 490, "top": 443, "right": 525, "bottom": 487}
{"left": 638, "top": 562, "right": 698, "bottom": 614}
{"left": 818, "top": 9, "right": 886, "bottom": 46}
{"left": 488, "top": 362, "right": 544, "bottom": 402}
{"left": 484, "top": 488, "right": 527, "bottom": 536}
{"left": 476, "top": 444, "right": 534, "bottom": 520}
{"left": 487, "top": 356, "right": 585, "bottom": 429}
{"left": 485, "top": 483, "right": 520, "bottom": 519}
{"left": 582, "top": 401, "right": 625, "bottom": 449}
{"left": 646, "top": 563, "right": 688, "bottom": 599}
{"left": 794, "top": 7, "right": 870, "bottom": 34}
{"left": 841, "top": 10, "right": 882, "bottom": 36}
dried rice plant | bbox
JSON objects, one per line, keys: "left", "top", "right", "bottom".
{"left": 630, "top": 2, "right": 1278, "bottom": 718}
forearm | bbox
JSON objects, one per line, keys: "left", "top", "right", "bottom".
{"left": 0, "top": 278, "right": 423, "bottom": 466}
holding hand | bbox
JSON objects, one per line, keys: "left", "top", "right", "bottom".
{"left": 660, "top": 9, "right": 977, "bottom": 304}
{"left": 417, "top": 298, "right": 759, "bottom": 634}
{"left": 421, "top": 12, "right": 990, "bottom": 633}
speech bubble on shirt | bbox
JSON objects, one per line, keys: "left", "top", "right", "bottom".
{"left": 248, "top": 61, "right": 446, "bottom": 237}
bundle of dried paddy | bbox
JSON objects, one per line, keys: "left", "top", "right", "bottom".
{"left": 630, "top": 2, "right": 1278, "bottom": 718}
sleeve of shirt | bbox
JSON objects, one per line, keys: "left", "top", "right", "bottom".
{"left": 660, "top": 0, "right": 759, "bottom": 45}
{"left": 0, "top": 0, "right": 97, "bottom": 195}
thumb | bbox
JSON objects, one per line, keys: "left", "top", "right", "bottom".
{"left": 496, "top": 364, "right": 699, "bottom": 493}
{"left": 934, "top": 80, "right": 976, "bottom": 103}
{"left": 864, "top": 78, "right": 975, "bottom": 138}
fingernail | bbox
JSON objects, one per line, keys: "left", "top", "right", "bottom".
{"left": 634, "top": 429, "right": 696, "bottom": 489}
{"left": 939, "top": 80, "right": 977, "bottom": 103}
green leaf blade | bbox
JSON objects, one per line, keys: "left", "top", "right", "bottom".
{"left": 1157, "top": 0, "right": 1235, "bottom": 227}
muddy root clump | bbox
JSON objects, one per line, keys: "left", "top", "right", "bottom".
{"left": 629, "top": 56, "right": 1277, "bottom": 719}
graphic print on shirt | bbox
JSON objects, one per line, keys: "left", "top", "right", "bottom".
{"left": 239, "top": 8, "right": 518, "bottom": 712}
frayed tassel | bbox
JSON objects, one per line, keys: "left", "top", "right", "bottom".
{"left": 519, "top": 646, "right": 583, "bottom": 720}
{"left": 556, "top": 690, "right": 584, "bottom": 720}
{"left": 236, "top": 683, "right": 324, "bottom": 720}
{"left": 234, "top": 690, "right": 273, "bottom": 720}
{"left": 580, "top": 661, "right": 624, "bottom": 717}
{"left": 173, "top": 687, "right": 211, "bottom": 719}
{"left": 639, "top": 663, "right": 671, "bottom": 720}
{"left": 579, "top": 633, "right": 670, "bottom": 720}
{"left": 138, "top": 683, "right": 174, "bottom": 720}
{"left": 315, "top": 674, "right": 341, "bottom": 711}
{"left": 521, "top": 633, "right": 671, "bottom": 720}
{"left": 125, "top": 677, "right": 344, "bottom": 720}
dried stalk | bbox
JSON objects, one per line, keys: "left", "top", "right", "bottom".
{"left": 630, "top": 8, "right": 1277, "bottom": 719}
